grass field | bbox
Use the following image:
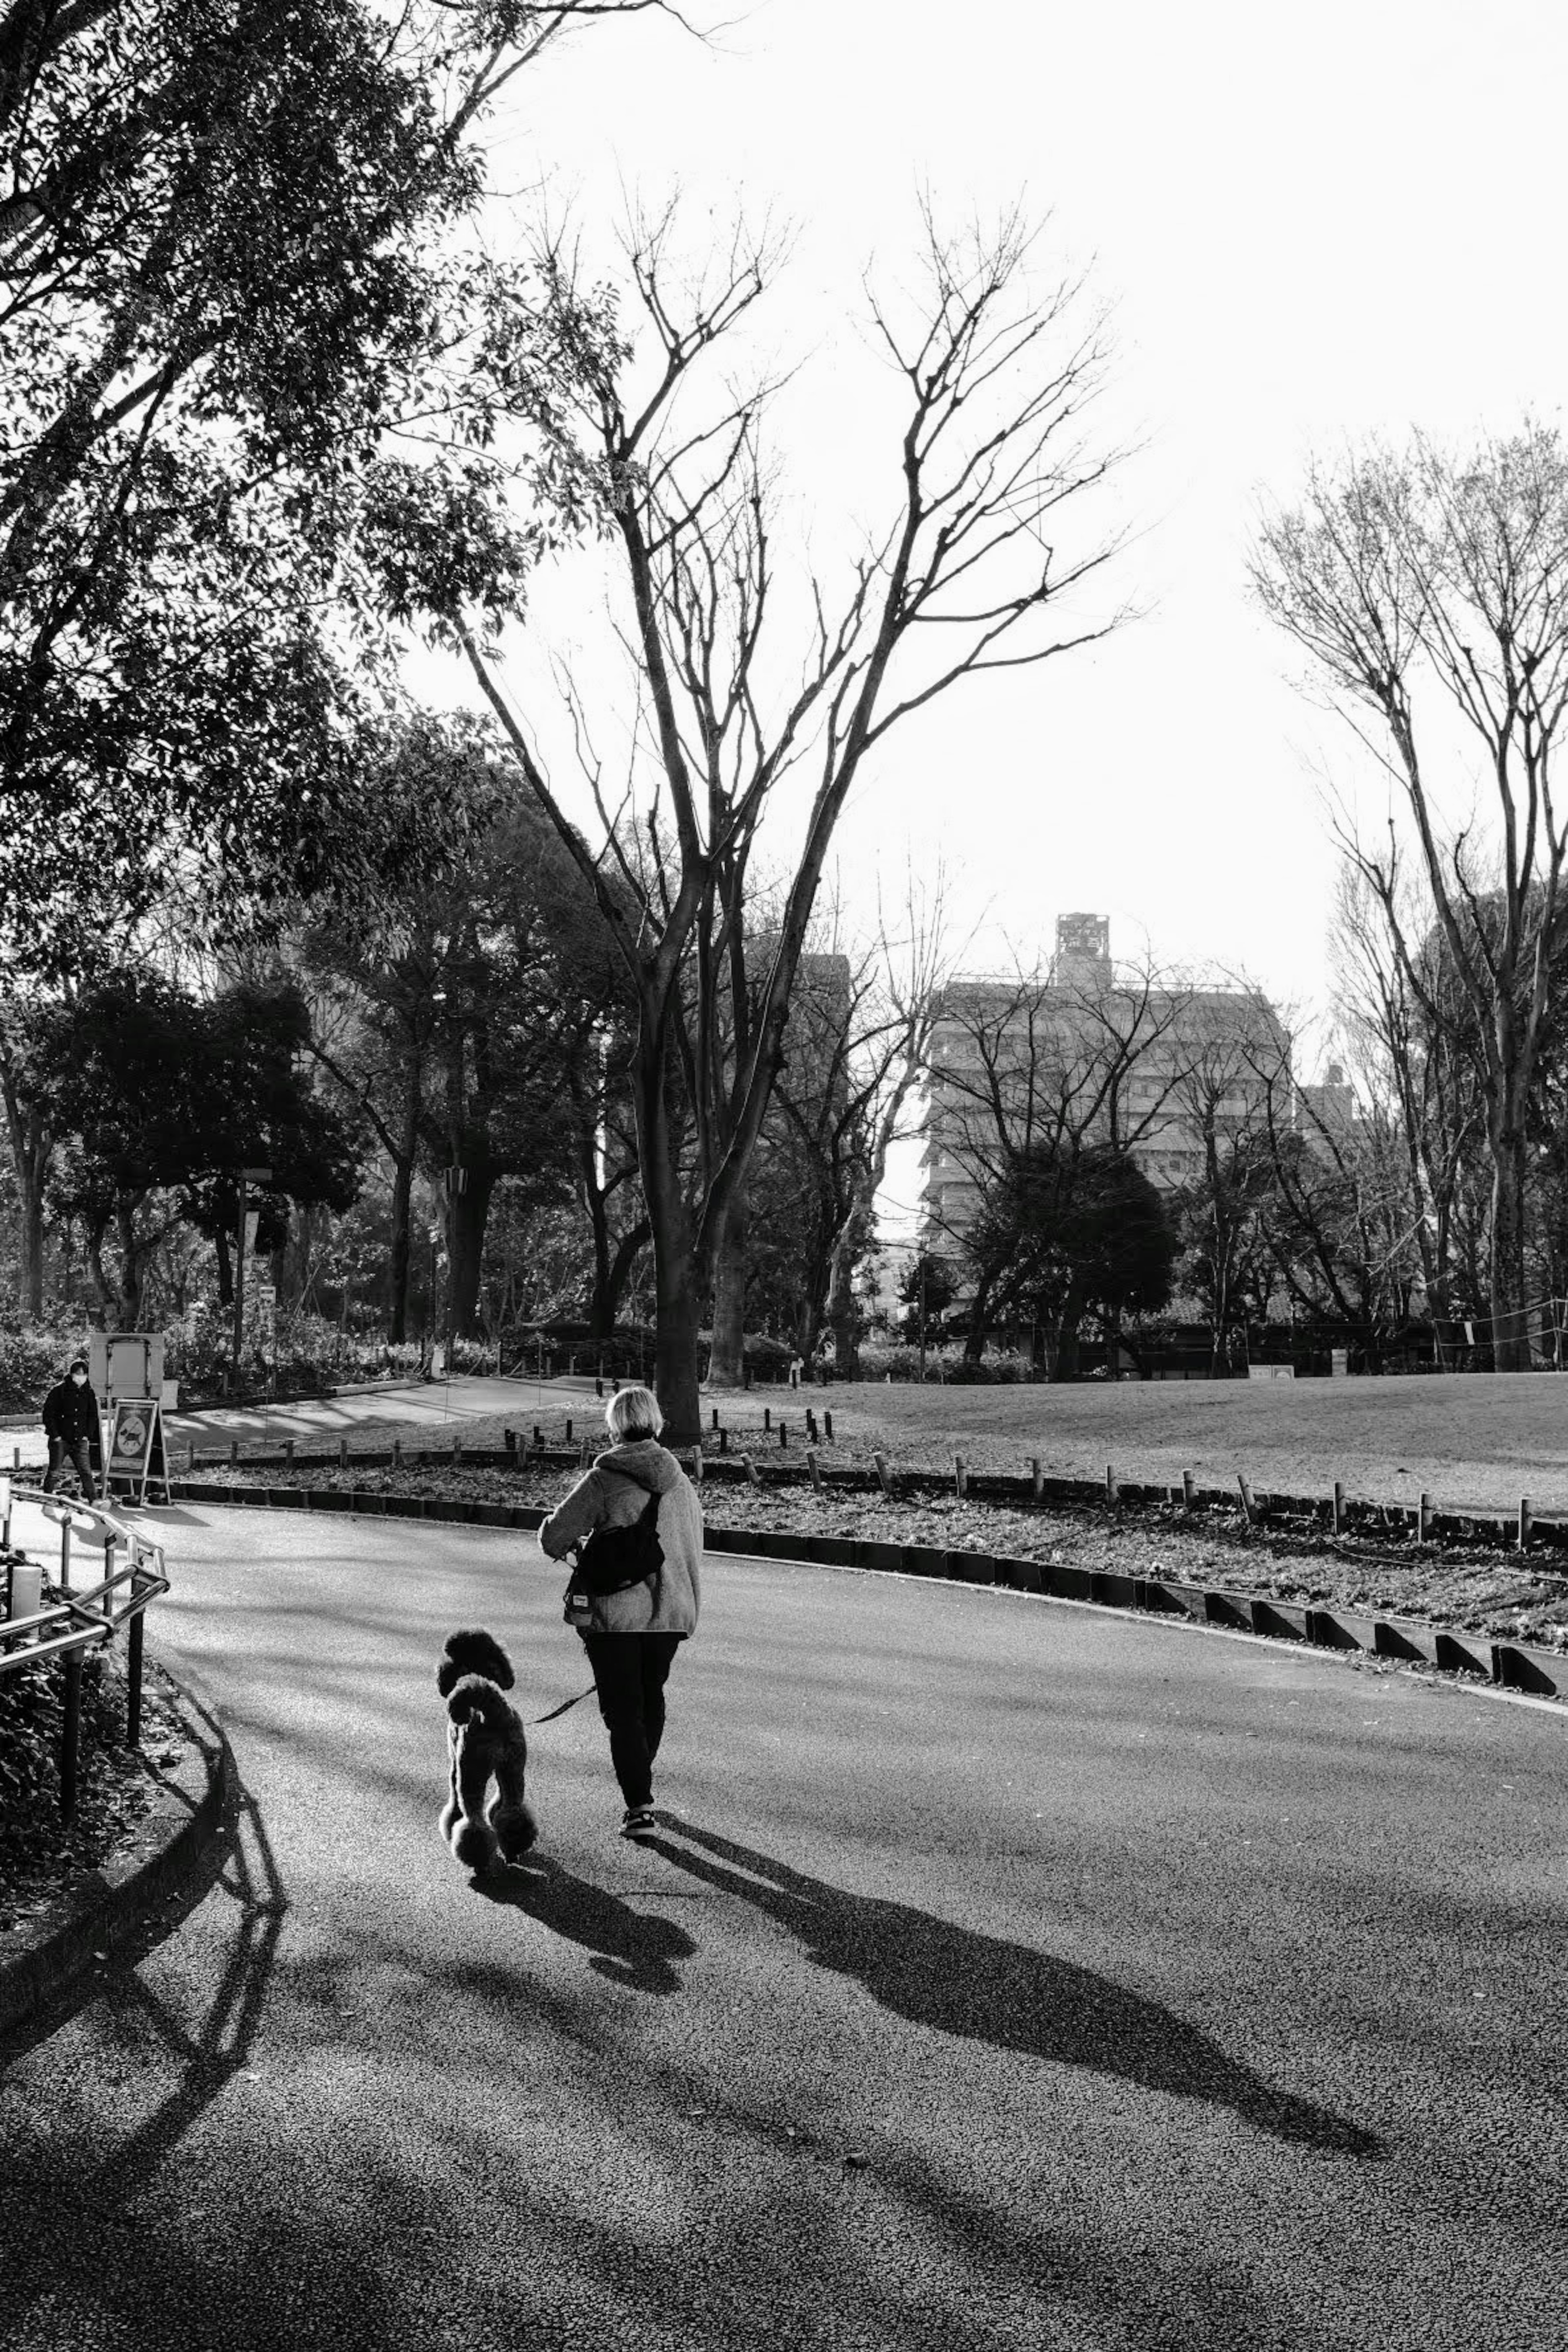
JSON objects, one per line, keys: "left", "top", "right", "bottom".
{"left": 156, "top": 1367, "right": 1568, "bottom": 1520}
{"left": 773, "top": 1371, "right": 1568, "bottom": 1517}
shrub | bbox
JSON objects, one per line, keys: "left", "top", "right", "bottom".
{"left": 0, "top": 1327, "right": 92, "bottom": 1413}
{"left": 0, "top": 1647, "right": 127, "bottom": 1878}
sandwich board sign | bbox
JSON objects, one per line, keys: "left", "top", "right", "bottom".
{"left": 106, "top": 1396, "right": 170, "bottom": 1506}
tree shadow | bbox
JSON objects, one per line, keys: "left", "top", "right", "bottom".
{"left": 648, "top": 1817, "right": 1381, "bottom": 2156}
{"left": 471, "top": 1855, "right": 698, "bottom": 1995}
{"left": 0, "top": 1708, "right": 299, "bottom": 2345}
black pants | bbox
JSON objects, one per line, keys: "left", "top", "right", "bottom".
{"left": 579, "top": 1631, "right": 682, "bottom": 1810}
{"left": 43, "top": 1437, "right": 96, "bottom": 1499}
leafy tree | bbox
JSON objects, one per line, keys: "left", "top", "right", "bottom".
{"left": 301, "top": 716, "right": 639, "bottom": 1338}
{"left": 0, "top": 2, "right": 650, "bottom": 969}
{"left": 966, "top": 1143, "right": 1176, "bottom": 1379}
{"left": 46, "top": 967, "right": 361, "bottom": 1325}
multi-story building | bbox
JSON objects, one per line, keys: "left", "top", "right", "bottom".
{"left": 919, "top": 914, "right": 1289, "bottom": 1250}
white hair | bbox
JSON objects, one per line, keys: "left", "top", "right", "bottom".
{"left": 606, "top": 1383, "right": 663, "bottom": 1442}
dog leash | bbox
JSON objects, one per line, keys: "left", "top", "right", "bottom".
{"left": 529, "top": 1683, "right": 597, "bottom": 1726}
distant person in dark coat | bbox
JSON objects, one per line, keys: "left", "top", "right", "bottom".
{"left": 41, "top": 1356, "right": 100, "bottom": 1500}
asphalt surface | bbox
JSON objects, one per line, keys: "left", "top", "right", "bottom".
{"left": 2, "top": 1508, "right": 1566, "bottom": 2350}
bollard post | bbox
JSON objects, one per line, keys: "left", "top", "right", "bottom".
{"left": 764, "top": 1407, "right": 772, "bottom": 1432}
{"left": 742, "top": 1454, "right": 760, "bottom": 1487}
{"left": 230, "top": 1439, "right": 239, "bottom": 1468}
{"left": 338, "top": 1438, "right": 348, "bottom": 1471}
{"left": 824, "top": 1411, "right": 834, "bottom": 1443}
{"left": 1238, "top": 1474, "right": 1256, "bottom": 1528}
{"left": 285, "top": 1438, "right": 295, "bottom": 1468}
{"left": 1105, "top": 1463, "right": 1118, "bottom": 1505}
{"left": 712, "top": 1407, "right": 720, "bottom": 1432}
{"left": 1519, "top": 1496, "right": 1532, "bottom": 1552}
{"left": 392, "top": 1439, "right": 402, "bottom": 1468}
{"left": 127, "top": 1605, "right": 145, "bottom": 1748}
{"left": 719, "top": 1428, "right": 730, "bottom": 1455}
{"left": 1332, "top": 1481, "right": 1345, "bottom": 1536}
{"left": 1030, "top": 1456, "right": 1043, "bottom": 1503}
{"left": 1418, "top": 1490, "right": 1431, "bottom": 1543}
{"left": 60, "top": 1517, "right": 73, "bottom": 1594}
{"left": 452, "top": 1435, "right": 462, "bottom": 1463}
{"left": 873, "top": 1452, "right": 893, "bottom": 1497}
{"left": 954, "top": 1453, "right": 966, "bottom": 1500}
{"left": 806, "top": 1448, "right": 822, "bottom": 1493}
{"left": 189, "top": 1442, "right": 197, "bottom": 1472}
{"left": 691, "top": 1445, "right": 703, "bottom": 1483}
{"left": 533, "top": 1424, "right": 542, "bottom": 1446}
{"left": 1182, "top": 1470, "right": 1194, "bottom": 1509}
{"left": 779, "top": 1420, "right": 788, "bottom": 1449}
{"left": 60, "top": 1646, "right": 82, "bottom": 1822}
{"left": 565, "top": 1418, "right": 573, "bottom": 1444}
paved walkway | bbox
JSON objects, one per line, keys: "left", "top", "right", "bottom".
{"left": 2, "top": 1511, "right": 1565, "bottom": 2348}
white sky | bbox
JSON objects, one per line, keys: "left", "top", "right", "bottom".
{"left": 421, "top": 0, "right": 1568, "bottom": 1244}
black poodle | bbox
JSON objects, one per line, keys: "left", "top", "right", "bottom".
{"left": 437, "top": 1628, "right": 539, "bottom": 1872}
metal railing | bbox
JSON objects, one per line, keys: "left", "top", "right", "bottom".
{"left": 1, "top": 1479, "right": 171, "bottom": 1819}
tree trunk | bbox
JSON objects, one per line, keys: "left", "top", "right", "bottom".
{"left": 1490, "top": 1123, "right": 1530, "bottom": 1370}
{"left": 589, "top": 1217, "right": 649, "bottom": 1339}
{"left": 17, "top": 1181, "right": 44, "bottom": 1319}
{"left": 388, "top": 1153, "right": 414, "bottom": 1343}
{"left": 652, "top": 1202, "right": 703, "bottom": 1443}
{"left": 706, "top": 1179, "right": 749, "bottom": 1388}
{"left": 214, "top": 1223, "right": 233, "bottom": 1310}
{"left": 447, "top": 1169, "right": 494, "bottom": 1339}
{"left": 0, "top": 1074, "right": 48, "bottom": 1318}
{"left": 826, "top": 1241, "right": 860, "bottom": 1378}
{"left": 1052, "top": 1294, "right": 1085, "bottom": 1382}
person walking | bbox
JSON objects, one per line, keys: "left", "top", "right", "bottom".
{"left": 41, "top": 1355, "right": 101, "bottom": 1501}
{"left": 539, "top": 1383, "right": 701, "bottom": 1839}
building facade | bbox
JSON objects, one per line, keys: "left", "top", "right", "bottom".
{"left": 919, "top": 914, "right": 1290, "bottom": 1250}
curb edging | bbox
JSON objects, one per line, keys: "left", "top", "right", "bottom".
{"left": 0, "top": 1683, "right": 233, "bottom": 2042}
{"left": 165, "top": 1479, "right": 1568, "bottom": 1706}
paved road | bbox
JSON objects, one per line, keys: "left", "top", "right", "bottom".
{"left": 0, "top": 1373, "right": 582, "bottom": 1450}
{"left": 2, "top": 1511, "right": 1566, "bottom": 2350}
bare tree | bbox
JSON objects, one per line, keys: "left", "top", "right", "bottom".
{"left": 1252, "top": 423, "right": 1568, "bottom": 1368}
{"left": 458, "top": 204, "right": 1130, "bottom": 1434}
{"left": 1327, "top": 862, "right": 1484, "bottom": 1356}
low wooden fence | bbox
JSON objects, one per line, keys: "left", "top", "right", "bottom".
{"left": 1, "top": 1481, "right": 170, "bottom": 1819}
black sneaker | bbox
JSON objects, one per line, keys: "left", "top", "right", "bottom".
{"left": 621, "top": 1806, "right": 657, "bottom": 1839}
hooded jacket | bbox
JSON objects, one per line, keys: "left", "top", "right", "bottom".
{"left": 42, "top": 1375, "right": 99, "bottom": 1446}
{"left": 538, "top": 1437, "right": 702, "bottom": 1636}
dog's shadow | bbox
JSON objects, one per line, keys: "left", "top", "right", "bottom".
{"left": 471, "top": 1855, "right": 697, "bottom": 1995}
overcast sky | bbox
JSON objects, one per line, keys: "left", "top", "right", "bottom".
{"left": 440, "top": 0, "right": 1568, "bottom": 1241}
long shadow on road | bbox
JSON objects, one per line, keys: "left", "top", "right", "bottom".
{"left": 648, "top": 1816, "right": 1381, "bottom": 2157}
{"left": 473, "top": 1856, "right": 699, "bottom": 1993}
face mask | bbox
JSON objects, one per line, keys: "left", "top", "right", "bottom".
{"left": 70, "top": 1372, "right": 86, "bottom": 1385}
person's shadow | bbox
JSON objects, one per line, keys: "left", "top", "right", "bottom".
{"left": 472, "top": 1855, "right": 697, "bottom": 1995}
{"left": 646, "top": 1817, "right": 1380, "bottom": 2157}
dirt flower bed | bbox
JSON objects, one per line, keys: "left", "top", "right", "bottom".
{"left": 0, "top": 1658, "right": 196, "bottom": 1938}
{"left": 185, "top": 1459, "right": 1568, "bottom": 1653}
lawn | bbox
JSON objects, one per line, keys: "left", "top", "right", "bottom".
{"left": 145, "top": 1365, "right": 1568, "bottom": 1519}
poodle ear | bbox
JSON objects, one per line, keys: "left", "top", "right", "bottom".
{"left": 436, "top": 1655, "right": 461, "bottom": 1698}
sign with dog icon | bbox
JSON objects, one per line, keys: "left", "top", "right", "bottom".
{"left": 106, "top": 1397, "right": 170, "bottom": 1506}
